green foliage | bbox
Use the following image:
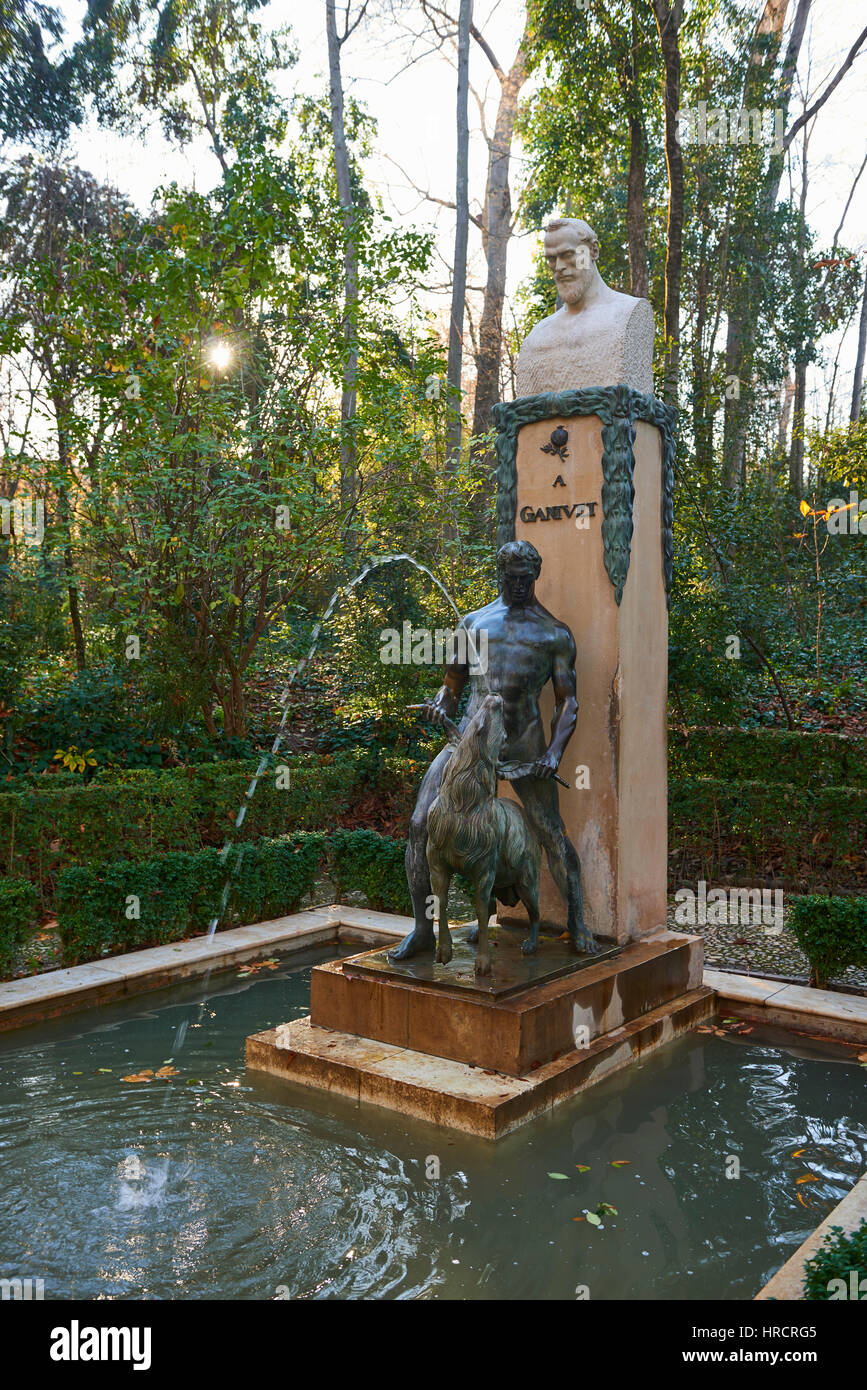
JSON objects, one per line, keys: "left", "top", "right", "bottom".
{"left": 329, "top": 828, "right": 411, "bottom": 914}
{"left": 788, "top": 895, "right": 867, "bottom": 989}
{"left": 670, "top": 781, "right": 866, "bottom": 891}
{"left": 0, "top": 0, "right": 121, "bottom": 141}
{"left": 0, "top": 749, "right": 377, "bottom": 906}
{"left": 803, "top": 1222, "right": 867, "bottom": 1300}
{"left": 669, "top": 729, "right": 866, "bottom": 789}
{"left": 0, "top": 875, "right": 38, "bottom": 974}
{"left": 56, "top": 832, "right": 325, "bottom": 965}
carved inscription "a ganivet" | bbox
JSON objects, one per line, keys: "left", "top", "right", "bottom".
{"left": 519, "top": 502, "right": 598, "bottom": 523}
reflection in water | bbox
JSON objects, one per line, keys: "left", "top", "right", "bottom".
{"left": 0, "top": 951, "right": 863, "bottom": 1301}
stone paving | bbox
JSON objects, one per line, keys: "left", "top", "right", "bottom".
{"left": 664, "top": 903, "right": 867, "bottom": 992}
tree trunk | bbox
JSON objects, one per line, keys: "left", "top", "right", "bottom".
{"left": 596, "top": 0, "right": 649, "bottom": 299}
{"left": 326, "top": 0, "right": 359, "bottom": 558}
{"left": 778, "top": 376, "right": 795, "bottom": 455}
{"left": 471, "top": 28, "right": 527, "bottom": 442}
{"left": 722, "top": 0, "right": 811, "bottom": 488}
{"left": 789, "top": 360, "right": 807, "bottom": 493}
{"left": 851, "top": 262, "right": 867, "bottom": 421}
{"left": 626, "top": 113, "right": 649, "bottom": 299}
{"left": 446, "top": 0, "right": 472, "bottom": 480}
{"left": 651, "top": 0, "right": 684, "bottom": 405}
{"left": 56, "top": 482, "right": 86, "bottom": 671}
{"left": 789, "top": 119, "right": 811, "bottom": 493}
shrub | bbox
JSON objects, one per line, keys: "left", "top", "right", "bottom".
{"left": 669, "top": 779, "right": 866, "bottom": 889}
{"left": 0, "top": 750, "right": 373, "bottom": 907}
{"left": 0, "top": 877, "right": 39, "bottom": 975}
{"left": 803, "top": 1221, "right": 867, "bottom": 1299}
{"left": 788, "top": 895, "right": 867, "bottom": 988}
{"left": 329, "top": 829, "right": 412, "bottom": 914}
{"left": 56, "top": 833, "right": 326, "bottom": 965}
{"left": 669, "top": 729, "right": 866, "bottom": 789}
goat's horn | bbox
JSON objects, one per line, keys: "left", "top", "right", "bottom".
{"left": 406, "top": 704, "right": 462, "bottom": 745}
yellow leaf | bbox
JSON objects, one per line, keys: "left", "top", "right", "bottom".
{"left": 799, "top": 500, "right": 810, "bottom": 516}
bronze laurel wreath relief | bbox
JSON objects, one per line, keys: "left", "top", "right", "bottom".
{"left": 493, "top": 386, "right": 677, "bottom": 608}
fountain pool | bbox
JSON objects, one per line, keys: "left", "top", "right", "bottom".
{"left": 1, "top": 946, "right": 863, "bottom": 1300}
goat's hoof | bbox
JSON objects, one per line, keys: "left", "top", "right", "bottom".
{"left": 466, "top": 924, "right": 479, "bottom": 945}
{"left": 475, "top": 956, "right": 492, "bottom": 977}
{"left": 521, "top": 938, "right": 538, "bottom": 956}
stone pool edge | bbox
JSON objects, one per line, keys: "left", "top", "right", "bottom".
{"left": 755, "top": 1171, "right": 867, "bottom": 1301}
{"left": 4, "top": 911, "right": 867, "bottom": 1047}
{"left": 0, "top": 905, "right": 407, "bottom": 1032}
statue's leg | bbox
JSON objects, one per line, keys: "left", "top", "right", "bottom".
{"left": 516, "top": 778, "right": 600, "bottom": 955}
{"left": 473, "top": 871, "right": 497, "bottom": 976}
{"left": 388, "top": 746, "right": 453, "bottom": 962}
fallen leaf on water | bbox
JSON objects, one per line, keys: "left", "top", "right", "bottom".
{"left": 575, "top": 1164, "right": 591, "bottom": 1172}
{"left": 122, "top": 1071, "right": 155, "bottom": 1083}
{"left": 858, "top": 1052, "right": 867, "bottom": 1063}
{"left": 572, "top": 1216, "right": 586, "bottom": 1222}
{"left": 548, "top": 1172, "right": 569, "bottom": 1180}
{"left": 695, "top": 1027, "right": 714, "bottom": 1034}
{"left": 598, "top": 1202, "right": 618, "bottom": 1216}
{"left": 796, "top": 1174, "right": 818, "bottom": 1184}
{"left": 611, "top": 1160, "right": 631, "bottom": 1167}
{"left": 796, "top": 1192, "right": 809, "bottom": 1208}
{"left": 155, "top": 1065, "right": 179, "bottom": 1078}
{"left": 97, "top": 1068, "right": 113, "bottom": 1073}
{"left": 792, "top": 1149, "right": 805, "bottom": 1157}
{"left": 585, "top": 1212, "right": 602, "bottom": 1227}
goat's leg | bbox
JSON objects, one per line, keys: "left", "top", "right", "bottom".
{"left": 473, "top": 875, "right": 497, "bottom": 976}
{"left": 429, "top": 865, "right": 453, "bottom": 965}
{"left": 518, "top": 880, "right": 541, "bottom": 957}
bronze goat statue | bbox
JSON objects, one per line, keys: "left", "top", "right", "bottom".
{"left": 425, "top": 694, "right": 542, "bottom": 975}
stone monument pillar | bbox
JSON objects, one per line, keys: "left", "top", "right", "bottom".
{"left": 246, "top": 217, "right": 711, "bottom": 1142}
{"left": 494, "top": 218, "right": 676, "bottom": 945}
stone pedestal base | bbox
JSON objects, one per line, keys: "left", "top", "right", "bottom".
{"left": 245, "top": 926, "right": 711, "bottom": 1138}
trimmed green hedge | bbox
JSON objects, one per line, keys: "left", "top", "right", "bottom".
{"left": 669, "top": 728, "right": 865, "bottom": 789}
{"left": 330, "top": 829, "right": 412, "bottom": 914}
{"left": 0, "top": 750, "right": 395, "bottom": 907}
{"left": 3, "top": 742, "right": 866, "bottom": 927}
{"left": 669, "top": 779, "right": 867, "bottom": 889}
{"left": 788, "top": 895, "right": 867, "bottom": 988}
{"left": 0, "top": 876, "right": 38, "bottom": 975}
{"left": 56, "top": 833, "right": 326, "bottom": 965}
{"left": 803, "top": 1221, "right": 867, "bottom": 1299}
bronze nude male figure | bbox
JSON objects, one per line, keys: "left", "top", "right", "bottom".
{"left": 390, "top": 539, "right": 599, "bottom": 964}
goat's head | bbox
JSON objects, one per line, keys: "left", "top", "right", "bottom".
{"left": 465, "top": 693, "right": 506, "bottom": 765}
